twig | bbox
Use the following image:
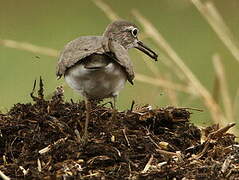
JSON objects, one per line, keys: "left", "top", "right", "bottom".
{"left": 156, "top": 149, "right": 180, "bottom": 158}
{"left": 128, "top": 162, "right": 132, "bottom": 179}
{"left": 157, "top": 161, "right": 167, "bottom": 168}
{"left": 180, "top": 107, "right": 203, "bottom": 112}
{"left": 10, "top": 137, "right": 18, "bottom": 162}
{"left": 192, "top": 123, "right": 236, "bottom": 160}
{"left": 148, "top": 135, "right": 161, "bottom": 149}
{"left": 39, "top": 137, "right": 68, "bottom": 154}
{"left": 221, "top": 157, "right": 232, "bottom": 174}
{"left": 3, "top": 155, "right": 7, "bottom": 165}
{"left": 81, "top": 172, "right": 101, "bottom": 179}
{"left": 141, "top": 154, "right": 154, "bottom": 173}
{"left": 38, "top": 76, "right": 44, "bottom": 99}
{"left": 0, "top": 170, "right": 10, "bottom": 180}
{"left": 37, "top": 158, "right": 42, "bottom": 172}
{"left": 122, "top": 128, "right": 130, "bottom": 147}
{"left": 130, "top": 100, "right": 135, "bottom": 111}
{"left": 191, "top": 140, "right": 210, "bottom": 160}
{"left": 113, "top": 147, "right": 121, "bottom": 157}
{"left": 208, "top": 123, "right": 236, "bottom": 139}
{"left": 148, "top": 136, "right": 179, "bottom": 157}
{"left": 19, "top": 166, "right": 29, "bottom": 176}
{"left": 30, "top": 79, "right": 37, "bottom": 100}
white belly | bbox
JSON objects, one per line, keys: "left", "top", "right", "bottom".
{"left": 64, "top": 62, "right": 127, "bottom": 99}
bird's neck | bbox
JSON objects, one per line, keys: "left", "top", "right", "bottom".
{"left": 103, "top": 32, "right": 130, "bottom": 50}
{"left": 107, "top": 37, "right": 130, "bottom": 50}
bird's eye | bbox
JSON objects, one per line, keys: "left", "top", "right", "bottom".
{"left": 131, "top": 28, "right": 138, "bottom": 37}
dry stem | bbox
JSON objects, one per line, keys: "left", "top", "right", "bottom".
{"left": 191, "top": 0, "right": 239, "bottom": 64}
{"left": 0, "top": 39, "right": 58, "bottom": 57}
{"left": 213, "top": 54, "right": 233, "bottom": 123}
{"left": 132, "top": 10, "right": 225, "bottom": 125}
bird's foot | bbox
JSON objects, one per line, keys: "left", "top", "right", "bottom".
{"left": 80, "top": 133, "right": 89, "bottom": 145}
{"left": 111, "top": 108, "right": 117, "bottom": 121}
{"left": 75, "top": 128, "right": 89, "bottom": 145}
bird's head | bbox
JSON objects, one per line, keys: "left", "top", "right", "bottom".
{"left": 103, "top": 20, "right": 158, "bottom": 61}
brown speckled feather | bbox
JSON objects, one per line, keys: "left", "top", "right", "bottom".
{"left": 109, "top": 41, "right": 134, "bottom": 84}
{"left": 56, "top": 36, "right": 109, "bottom": 78}
{"left": 56, "top": 36, "right": 134, "bottom": 84}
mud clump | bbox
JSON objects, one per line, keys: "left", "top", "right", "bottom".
{"left": 0, "top": 80, "right": 238, "bottom": 179}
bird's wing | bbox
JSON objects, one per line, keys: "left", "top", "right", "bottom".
{"left": 109, "top": 41, "right": 135, "bottom": 85}
{"left": 56, "top": 36, "right": 110, "bottom": 78}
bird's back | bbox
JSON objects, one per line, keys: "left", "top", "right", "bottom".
{"left": 56, "top": 36, "right": 110, "bottom": 78}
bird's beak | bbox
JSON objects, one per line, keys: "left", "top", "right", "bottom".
{"left": 136, "top": 41, "right": 158, "bottom": 61}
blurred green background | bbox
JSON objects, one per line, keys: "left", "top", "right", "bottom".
{"left": 1, "top": 0, "right": 239, "bottom": 126}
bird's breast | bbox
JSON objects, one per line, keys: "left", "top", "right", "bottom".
{"left": 64, "top": 56, "right": 127, "bottom": 99}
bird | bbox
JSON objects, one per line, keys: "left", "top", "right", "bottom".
{"left": 56, "top": 20, "right": 158, "bottom": 143}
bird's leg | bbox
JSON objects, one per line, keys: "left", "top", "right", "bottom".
{"left": 82, "top": 98, "right": 91, "bottom": 144}
{"left": 111, "top": 96, "right": 117, "bottom": 120}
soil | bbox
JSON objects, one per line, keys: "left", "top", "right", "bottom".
{"left": 0, "top": 79, "right": 238, "bottom": 180}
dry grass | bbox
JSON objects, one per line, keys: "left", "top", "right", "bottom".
{"left": 212, "top": 54, "right": 233, "bottom": 123}
{"left": 0, "top": 39, "right": 58, "bottom": 57}
{"left": 0, "top": 0, "right": 238, "bottom": 134}
{"left": 131, "top": 9, "right": 225, "bottom": 124}
{"left": 91, "top": 0, "right": 238, "bottom": 134}
{"left": 191, "top": 0, "right": 239, "bottom": 64}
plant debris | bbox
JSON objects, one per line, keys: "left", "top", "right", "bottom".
{"left": 0, "top": 80, "right": 238, "bottom": 179}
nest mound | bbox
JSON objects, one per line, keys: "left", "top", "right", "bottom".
{"left": 0, "top": 80, "right": 238, "bottom": 179}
